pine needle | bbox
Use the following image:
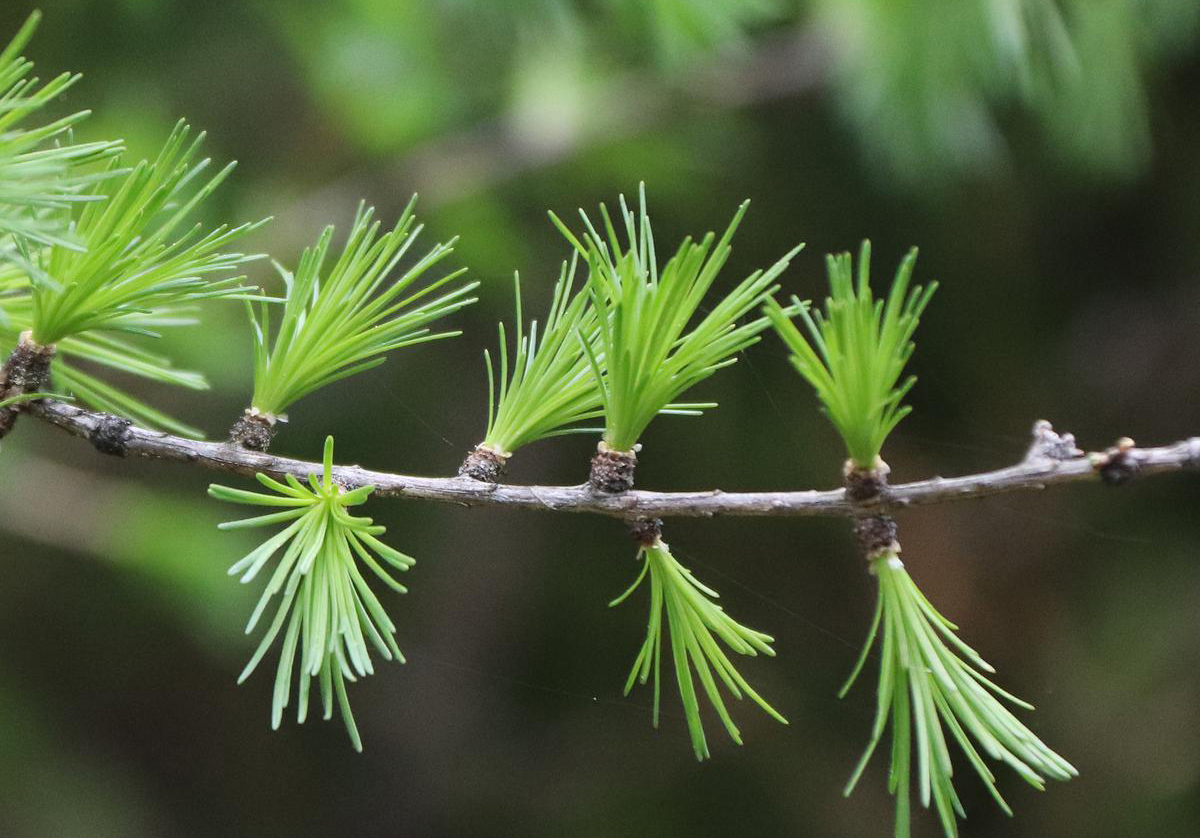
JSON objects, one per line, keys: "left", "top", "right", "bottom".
{"left": 553, "top": 184, "right": 802, "bottom": 452}
{"left": 479, "top": 257, "right": 606, "bottom": 455}
{"left": 248, "top": 199, "right": 478, "bottom": 417}
{"left": 767, "top": 241, "right": 935, "bottom": 468}
{"left": 613, "top": 538, "right": 786, "bottom": 760}
{"left": 842, "top": 550, "right": 1077, "bottom": 838}
{"left": 209, "top": 436, "right": 413, "bottom": 751}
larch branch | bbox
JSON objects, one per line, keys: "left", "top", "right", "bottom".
{"left": 26, "top": 400, "right": 1200, "bottom": 519}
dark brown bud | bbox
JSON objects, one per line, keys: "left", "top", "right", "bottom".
{"left": 1093, "top": 437, "right": 1140, "bottom": 486}
{"left": 589, "top": 444, "right": 638, "bottom": 493}
{"left": 843, "top": 457, "right": 890, "bottom": 502}
{"left": 0, "top": 331, "right": 56, "bottom": 439}
{"left": 228, "top": 409, "right": 278, "bottom": 452}
{"left": 853, "top": 515, "right": 900, "bottom": 559}
{"left": 458, "top": 445, "right": 509, "bottom": 483}
{"left": 90, "top": 413, "right": 133, "bottom": 457}
{"left": 628, "top": 518, "right": 663, "bottom": 547}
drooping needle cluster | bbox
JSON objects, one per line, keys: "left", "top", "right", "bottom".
{"left": 840, "top": 550, "right": 1077, "bottom": 838}
{"left": 208, "top": 437, "right": 412, "bottom": 751}
{"left": 611, "top": 536, "right": 787, "bottom": 760}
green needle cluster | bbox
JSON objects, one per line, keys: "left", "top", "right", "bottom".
{"left": 0, "top": 12, "right": 122, "bottom": 251}
{"left": 478, "top": 258, "right": 603, "bottom": 456}
{"left": 1, "top": 116, "right": 264, "bottom": 434}
{"left": 25, "top": 120, "right": 266, "bottom": 346}
{"left": 554, "top": 184, "right": 802, "bottom": 453}
{"left": 1, "top": 17, "right": 239, "bottom": 435}
{"left": 766, "top": 241, "right": 935, "bottom": 469}
{"left": 611, "top": 538, "right": 787, "bottom": 760}
{"left": 208, "top": 437, "right": 413, "bottom": 752}
{"left": 841, "top": 550, "right": 1077, "bottom": 838}
{"left": 248, "top": 199, "right": 478, "bottom": 418}
{"left": 2, "top": 261, "right": 210, "bottom": 433}
{"left": 0, "top": 285, "right": 208, "bottom": 435}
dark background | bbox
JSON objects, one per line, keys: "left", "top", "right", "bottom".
{"left": 1, "top": 2, "right": 1198, "bottom": 837}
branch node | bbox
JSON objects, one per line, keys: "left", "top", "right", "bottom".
{"left": 854, "top": 515, "right": 900, "bottom": 559}
{"left": 628, "top": 517, "right": 663, "bottom": 547}
{"left": 458, "top": 444, "right": 509, "bottom": 483}
{"left": 844, "top": 457, "right": 890, "bottom": 502}
{"left": 228, "top": 408, "right": 278, "bottom": 452}
{"left": 0, "top": 331, "right": 56, "bottom": 438}
{"left": 1092, "top": 436, "right": 1140, "bottom": 486}
{"left": 89, "top": 413, "right": 132, "bottom": 457}
{"left": 590, "top": 442, "right": 639, "bottom": 494}
{"left": 1026, "top": 420, "right": 1083, "bottom": 462}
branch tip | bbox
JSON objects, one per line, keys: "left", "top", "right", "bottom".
{"left": 1026, "top": 420, "right": 1083, "bottom": 462}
